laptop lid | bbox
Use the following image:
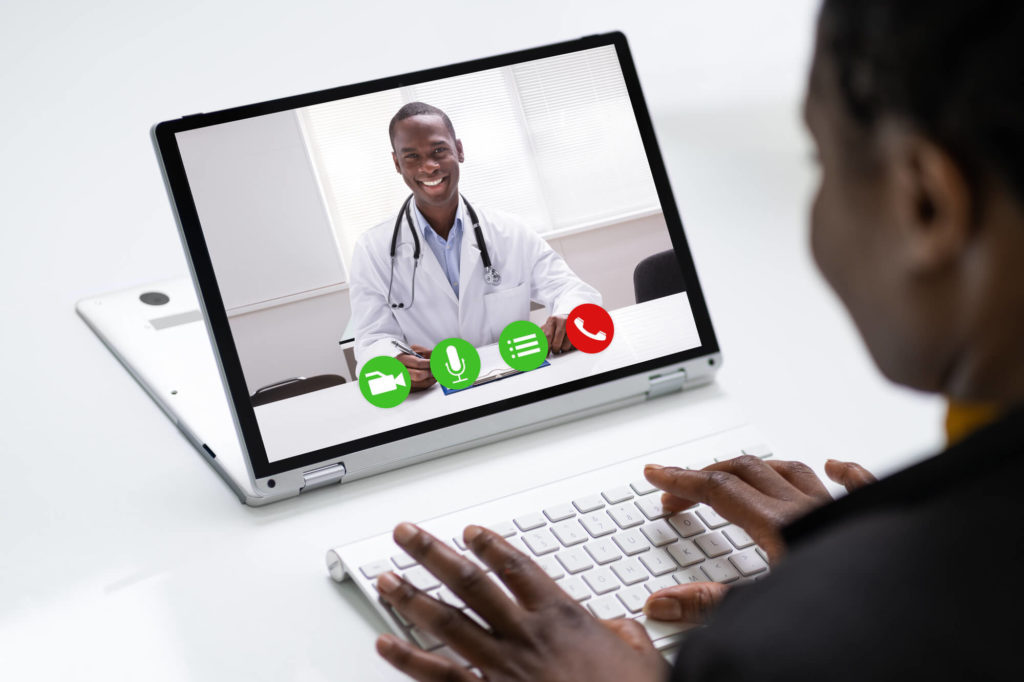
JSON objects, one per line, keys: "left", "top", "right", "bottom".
{"left": 152, "top": 32, "right": 721, "bottom": 501}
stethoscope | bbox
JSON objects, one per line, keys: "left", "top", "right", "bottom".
{"left": 387, "top": 193, "right": 501, "bottom": 309}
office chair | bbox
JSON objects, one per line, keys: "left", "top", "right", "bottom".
{"left": 632, "top": 249, "right": 687, "bottom": 304}
{"left": 250, "top": 374, "right": 346, "bottom": 406}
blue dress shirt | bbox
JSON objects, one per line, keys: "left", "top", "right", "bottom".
{"left": 413, "top": 202, "right": 464, "bottom": 298}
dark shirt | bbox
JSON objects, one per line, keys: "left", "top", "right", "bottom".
{"left": 671, "top": 405, "right": 1024, "bottom": 682}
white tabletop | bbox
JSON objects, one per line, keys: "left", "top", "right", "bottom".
{"left": 0, "top": 1, "right": 944, "bottom": 679}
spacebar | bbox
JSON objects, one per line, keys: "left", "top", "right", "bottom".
{"left": 634, "top": 615, "right": 698, "bottom": 650}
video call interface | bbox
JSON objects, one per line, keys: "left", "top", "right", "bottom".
{"left": 175, "top": 45, "right": 702, "bottom": 464}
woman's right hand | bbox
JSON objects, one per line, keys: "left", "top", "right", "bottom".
{"left": 640, "top": 457, "right": 876, "bottom": 622}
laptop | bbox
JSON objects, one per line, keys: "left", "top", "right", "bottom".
{"left": 79, "top": 32, "right": 771, "bottom": 650}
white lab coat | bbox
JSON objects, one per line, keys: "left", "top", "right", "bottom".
{"left": 349, "top": 199, "right": 602, "bottom": 370}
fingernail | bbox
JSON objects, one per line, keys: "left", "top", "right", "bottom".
{"left": 825, "top": 459, "right": 837, "bottom": 465}
{"left": 463, "top": 525, "right": 482, "bottom": 543}
{"left": 644, "top": 463, "right": 664, "bottom": 473}
{"left": 393, "top": 522, "right": 417, "bottom": 545}
{"left": 377, "top": 572, "right": 401, "bottom": 594}
{"left": 376, "top": 634, "right": 399, "bottom": 655}
{"left": 644, "top": 597, "right": 682, "bottom": 620}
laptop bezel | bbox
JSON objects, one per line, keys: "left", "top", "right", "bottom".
{"left": 152, "top": 31, "right": 721, "bottom": 488}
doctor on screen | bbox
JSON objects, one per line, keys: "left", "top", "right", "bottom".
{"left": 349, "top": 102, "right": 602, "bottom": 390}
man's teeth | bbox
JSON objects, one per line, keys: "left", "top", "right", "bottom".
{"left": 421, "top": 177, "right": 444, "bottom": 187}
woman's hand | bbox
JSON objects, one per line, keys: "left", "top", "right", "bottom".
{"left": 375, "top": 522, "right": 668, "bottom": 682}
{"left": 641, "top": 457, "right": 876, "bottom": 622}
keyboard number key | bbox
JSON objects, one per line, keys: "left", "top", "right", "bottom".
{"left": 608, "top": 502, "right": 644, "bottom": 529}
{"left": 522, "top": 529, "right": 559, "bottom": 555}
{"left": 579, "top": 511, "right": 616, "bottom": 537}
{"left": 550, "top": 519, "right": 588, "bottom": 546}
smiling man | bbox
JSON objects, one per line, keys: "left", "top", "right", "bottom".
{"left": 348, "top": 102, "right": 602, "bottom": 389}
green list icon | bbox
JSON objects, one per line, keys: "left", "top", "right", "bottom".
{"left": 430, "top": 338, "right": 481, "bottom": 390}
{"left": 358, "top": 355, "right": 411, "bottom": 408}
{"left": 499, "top": 320, "right": 548, "bottom": 372}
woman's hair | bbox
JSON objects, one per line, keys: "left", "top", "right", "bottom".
{"left": 821, "top": 0, "right": 1024, "bottom": 205}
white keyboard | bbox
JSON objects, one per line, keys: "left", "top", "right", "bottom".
{"left": 327, "top": 432, "right": 772, "bottom": 662}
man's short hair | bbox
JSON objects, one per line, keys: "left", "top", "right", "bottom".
{"left": 388, "top": 102, "right": 457, "bottom": 148}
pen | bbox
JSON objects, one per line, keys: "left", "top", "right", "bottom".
{"left": 391, "top": 339, "right": 425, "bottom": 358}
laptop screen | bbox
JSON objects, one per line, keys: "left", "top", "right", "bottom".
{"left": 158, "top": 34, "right": 719, "bottom": 479}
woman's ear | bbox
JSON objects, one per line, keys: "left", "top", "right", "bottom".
{"left": 882, "top": 124, "right": 974, "bottom": 273}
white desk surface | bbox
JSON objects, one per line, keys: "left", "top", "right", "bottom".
{"left": 1, "top": 1, "right": 944, "bottom": 679}
{"left": 257, "top": 294, "right": 698, "bottom": 461}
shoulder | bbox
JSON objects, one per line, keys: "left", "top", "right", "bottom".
{"left": 354, "top": 215, "right": 399, "bottom": 253}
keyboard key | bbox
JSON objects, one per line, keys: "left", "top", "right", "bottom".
{"left": 579, "top": 511, "right": 616, "bottom": 537}
{"left": 701, "top": 558, "right": 740, "bottom": 583}
{"left": 452, "top": 535, "right": 468, "bottom": 551}
{"left": 723, "top": 525, "right": 755, "bottom": 549}
{"left": 612, "top": 528, "right": 652, "bottom": 556}
{"left": 756, "top": 547, "right": 769, "bottom": 563}
{"left": 696, "top": 507, "right": 729, "bottom": 529}
{"left": 514, "top": 512, "right": 547, "bottom": 531}
{"left": 617, "top": 584, "right": 651, "bottom": 613}
{"left": 583, "top": 566, "right": 619, "bottom": 595}
{"left": 630, "top": 478, "right": 659, "bottom": 495}
{"left": 640, "top": 520, "right": 678, "bottom": 547}
{"left": 436, "top": 586, "right": 465, "bottom": 609}
{"left": 555, "top": 547, "right": 594, "bottom": 574}
{"left": 433, "top": 646, "right": 469, "bottom": 667}
{"left": 583, "top": 538, "right": 623, "bottom": 565}
{"left": 409, "top": 627, "right": 443, "bottom": 650}
{"left": 487, "top": 521, "right": 518, "bottom": 538}
{"left": 557, "top": 575, "right": 591, "bottom": 601}
{"left": 635, "top": 496, "right": 670, "bottom": 520}
{"left": 673, "top": 567, "right": 707, "bottom": 584}
{"left": 602, "top": 485, "right": 634, "bottom": 504}
{"left": 507, "top": 535, "right": 529, "bottom": 554}
{"left": 403, "top": 566, "right": 441, "bottom": 591}
{"left": 666, "top": 540, "right": 704, "bottom": 567}
{"left": 543, "top": 503, "right": 577, "bottom": 522}
{"left": 668, "top": 512, "right": 704, "bottom": 537}
{"left": 607, "top": 502, "right": 645, "bottom": 529}
{"left": 536, "top": 556, "right": 565, "bottom": 580}
{"left": 522, "top": 529, "right": 558, "bottom": 555}
{"left": 694, "top": 531, "right": 731, "bottom": 558}
{"left": 550, "top": 519, "right": 588, "bottom": 546}
{"left": 588, "top": 594, "right": 626, "bottom": 619}
{"left": 742, "top": 443, "right": 773, "bottom": 458}
{"left": 634, "top": 614, "right": 695, "bottom": 649}
{"left": 610, "top": 558, "right": 648, "bottom": 585}
{"left": 639, "top": 548, "right": 678, "bottom": 576}
{"left": 460, "top": 550, "right": 491, "bottom": 573}
{"left": 391, "top": 552, "right": 418, "bottom": 569}
{"left": 358, "top": 559, "right": 392, "bottom": 579}
{"left": 645, "top": 575, "right": 677, "bottom": 594}
{"left": 730, "top": 549, "right": 769, "bottom": 576}
{"left": 386, "top": 604, "right": 411, "bottom": 627}
{"left": 573, "top": 494, "right": 605, "bottom": 513}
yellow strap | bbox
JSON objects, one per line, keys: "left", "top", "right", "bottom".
{"left": 945, "top": 400, "right": 1000, "bottom": 445}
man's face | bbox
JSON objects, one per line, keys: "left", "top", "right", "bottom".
{"left": 391, "top": 114, "right": 464, "bottom": 209}
{"left": 804, "top": 40, "right": 936, "bottom": 389}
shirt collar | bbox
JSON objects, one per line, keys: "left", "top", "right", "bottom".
{"left": 411, "top": 199, "right": 464, "bottom": 243}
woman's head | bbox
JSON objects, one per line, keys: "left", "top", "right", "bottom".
{"left": 806, "top": 0, "right": 1024, "bottom": 401}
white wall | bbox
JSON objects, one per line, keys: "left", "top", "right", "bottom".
{"left": 175, "top": 111, "right": 345, "bottom": 312}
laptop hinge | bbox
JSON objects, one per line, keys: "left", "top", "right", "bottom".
{"left": 646, "top": 368, "right": 688, "bottom": 399}
{"left": 301, "top": 462, "right": 347, "bottom": 492}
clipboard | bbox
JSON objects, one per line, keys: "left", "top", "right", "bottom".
{"left": 440, "top": 359, "right": 550, "bottom": 395}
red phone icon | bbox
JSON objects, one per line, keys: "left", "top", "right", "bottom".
{"left": 566, "top": 304, "right": 614, "bottom": 353}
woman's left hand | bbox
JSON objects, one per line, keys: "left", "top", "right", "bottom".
{"left": 375, "top": 522, "right": 669, "bottom": 682}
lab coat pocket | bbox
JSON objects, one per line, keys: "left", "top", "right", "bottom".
{"left": 483, "top": 281, "right": 530, "bottom": 340}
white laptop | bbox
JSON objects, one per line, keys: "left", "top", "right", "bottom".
{"left": 78, "top": 32, "right": 772, "bottom": 650}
